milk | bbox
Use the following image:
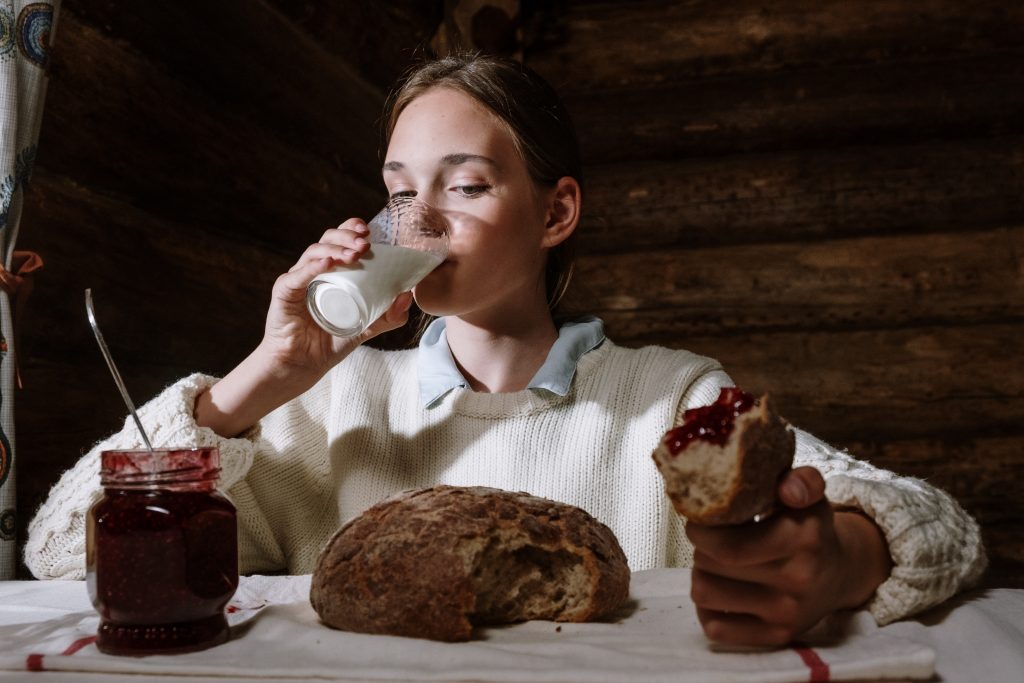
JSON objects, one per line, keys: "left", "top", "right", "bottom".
{"left": 307, "top": 243, "right": 443, "bottom": 337}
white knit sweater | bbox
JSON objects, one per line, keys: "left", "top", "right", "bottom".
{"left": 25, "top": 341, "right": 986, "bottom": 625}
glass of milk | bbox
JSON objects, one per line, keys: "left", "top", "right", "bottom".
{"left": 305, "top": 197, "right": 449, "bottom": 337}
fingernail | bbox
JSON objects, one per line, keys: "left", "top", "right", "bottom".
{"left": 354, "top": 238, "right": 368, "bottom": 247}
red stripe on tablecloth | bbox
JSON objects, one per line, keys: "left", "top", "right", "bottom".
{"left": 793, "top": 645, "right": 830, "bottom": 682}
{"left": 25, "top": 635, "right": 98, "bottom": 671}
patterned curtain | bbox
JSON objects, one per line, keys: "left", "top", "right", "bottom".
{"left": 0, "top": 0, "right": 58, "bottom": 578}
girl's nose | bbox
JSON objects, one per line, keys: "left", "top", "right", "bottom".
{"left": 415, "top": 190, "right": 444, "bottom": 210}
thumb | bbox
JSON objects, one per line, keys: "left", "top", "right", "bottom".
{"left": 384, "top": 291, "right": 415, "bottom": 325}
{"left": 778, "top": 466, "right": 826, "bottom": 509}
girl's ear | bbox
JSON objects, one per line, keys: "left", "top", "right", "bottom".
{"left": 541, "top": 176, "right": 582, "bottom": 248}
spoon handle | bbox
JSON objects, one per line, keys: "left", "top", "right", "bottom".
{"left": 85, "top": 289, "right": 154, "bottom": 453}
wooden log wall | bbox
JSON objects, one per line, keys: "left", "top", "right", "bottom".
{"left": 13, "top": 0, "right": 1023, "bottom": 588}
{"left": 532, "top": 0, "right": 1024, "bottom": 587}
{"left": 13, "top": 0, "right": 437, "bottom": 576}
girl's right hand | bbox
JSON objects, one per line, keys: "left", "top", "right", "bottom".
{"left": 193, "top": 218, "right": 414, "bottom": 438}
{"left": 259, "top": 218, "right": 413, "bottom": 381}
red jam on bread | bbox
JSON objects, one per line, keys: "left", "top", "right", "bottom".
{"left": 665, "top": 387, "right": 757, "bottom": 452}
{"left": 652, "top": 387, "right": 795, "bottom": 525}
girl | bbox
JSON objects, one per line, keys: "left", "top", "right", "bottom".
{"left": 27, "top": 53, "right": 985, "bottom": 647}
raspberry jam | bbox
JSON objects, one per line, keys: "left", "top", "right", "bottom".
{"left": 664, "top": 387, "right": 756, "bottom": 454}
{"left": 86, "top": 448, "right": 238, "bottom": 655}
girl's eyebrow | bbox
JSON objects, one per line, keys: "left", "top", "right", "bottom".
{"left": 441, "top": 153, "right": 498, "bottom": 168}
{"left": 382, "top": 153, "right": 499, "bottom": 173}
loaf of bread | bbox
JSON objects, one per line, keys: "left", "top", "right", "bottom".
{"left": 310, "top": 485, "right": 630, "bottom": 642}
{"left": 652, "top": 387, "right": 795, "bottom": 525}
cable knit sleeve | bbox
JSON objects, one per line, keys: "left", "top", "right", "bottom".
{"left": 24, "top": 373, "right": 263, "bottom": 580}
{"left": 793, "top": 428, "right": 987, "bottom": 624}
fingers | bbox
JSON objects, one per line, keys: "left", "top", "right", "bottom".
{"left": 691, "top": 567, "right": 776, "bottom": 617}
{"left": 693, "top": 567, "right": 828, "bottom": 647}
{"left": 687, "top": 502, "right": 833, "bottom": 569}
{"left": 696, "top": 608, "right": 794, "bottom": 648}
{"left": 686, "top": 518, "right": 787, "bottom": 568}
{"left": 379, "top": 291, "right": 415, "bottom": 328}
{"left": 272, "top": 257, "right": 337, "bottom": 304}
{"left": 692, "top": 547, "right": 782, "bottom": 585}
{"left": 275, "top": 220, "right": 372, "bottom": 305}
{"left": 777, "top": 466, "right": 826, "bottom": 509}
{"left": 691, "top": 569, "right": 824, "bottom": 647}
{"left": 288, "top": 220, "right": 371, "bottom": 274}
{"left": 385, "top": 292, "right": 416, "bottom": 323}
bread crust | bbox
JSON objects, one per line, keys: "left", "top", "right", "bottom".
{"left": 652, "top": 394, "right": 795, "bottom": 525}
{"left": 310, "top": 485, "right": 630, "bottom": 642}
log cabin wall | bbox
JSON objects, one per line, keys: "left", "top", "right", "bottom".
{"left": 13, "top": 1, "right": 1023, "bottom": 585}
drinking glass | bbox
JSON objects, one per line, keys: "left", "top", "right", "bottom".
{"left": 306, "top": 197, "right": 449, "bottom": 337}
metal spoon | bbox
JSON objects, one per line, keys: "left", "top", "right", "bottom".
{"left": 85, "top": 288, "right": 154, "bottom": 453}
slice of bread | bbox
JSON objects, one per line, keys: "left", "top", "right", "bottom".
{"left": 652, "top": 388, "right": 795, "bottom": 525}
{"left": 310, "top": 485, "right": 630, "bottom": 642}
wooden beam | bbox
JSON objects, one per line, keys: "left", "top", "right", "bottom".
{"left": 263, "top": 0, "right": 443, "bottom": 89}
{"left": 67, "top": 0, "right": 386, "bottom": 162}
{"left": 19, "top": 174, "right": 292, "bottom": 372}
{"left": 526, "top": 0, "right": 1024, "bottom": 90}
{"left": 567, "top": 226, "right": 1023, "bottom": 333}
{"left": 564, "top": 53, "right": 1024, "bottom": 162}
{"left": 44, "top": 4, "right": 387, "bottom": 245}
{"left": 578, "top": 135, "right": 1024, "bottom": 252}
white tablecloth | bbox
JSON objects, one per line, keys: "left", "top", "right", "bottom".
{"left": 0, "top": 569, "right": 1021, "bottom": 682}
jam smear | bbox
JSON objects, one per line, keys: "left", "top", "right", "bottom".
{"left": 664, "top": 387, "right": 756, "bottom": 455}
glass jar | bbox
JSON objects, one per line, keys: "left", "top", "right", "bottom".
{"left": 86, "top": 447, "right": 238, "bottom": 655}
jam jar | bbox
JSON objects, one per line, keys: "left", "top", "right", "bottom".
{"left": 86, "top": 447, "right": 239, "bottom": 655}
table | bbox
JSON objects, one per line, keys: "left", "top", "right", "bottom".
{"left": 1, "top": 569, "right": 1022, "bottom": 682}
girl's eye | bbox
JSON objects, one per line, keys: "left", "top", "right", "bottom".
{"left": 454, "top": 185, "right": 490, "bottom": 197}
{"left": 389, "top": 190, "right": 417, "bottom": 198}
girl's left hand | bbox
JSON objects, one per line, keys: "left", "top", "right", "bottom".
{"left": 685, "top": 466, "right": 892, "bottom": 647}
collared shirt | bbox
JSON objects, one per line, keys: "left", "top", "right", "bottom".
{"left": 417, "top": 316, "right": 606, "bottom": 408}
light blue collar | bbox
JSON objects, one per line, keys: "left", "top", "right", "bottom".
{"left": 417, "top": 316, "right": 605, "bottom": 408}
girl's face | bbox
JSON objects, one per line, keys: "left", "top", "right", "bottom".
{"left": 383, "top": 87, "right": 554, "bottom": 325}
